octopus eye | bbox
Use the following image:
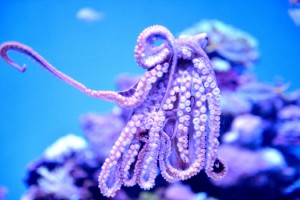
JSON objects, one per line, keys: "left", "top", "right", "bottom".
{"left": 198, "top": 33, "right": 208, "bottom": 49}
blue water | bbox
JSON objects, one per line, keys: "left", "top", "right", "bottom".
{"left": 0, "top": 1, "right": 299, "bottom": 199}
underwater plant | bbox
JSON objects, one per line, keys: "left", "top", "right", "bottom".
{"left": 0, "top": 25, "right": 227, "bottom": 197}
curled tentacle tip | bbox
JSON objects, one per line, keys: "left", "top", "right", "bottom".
{"left": 20, "top": 64, "right": 27, "bottom": 72}
{"left": 209, "top": 158, "right": 228, "bottom": 180}
{"left": 134, "top": 25, "right": 175, "bottom": 69}
{"left": 11, "top": 63, "right": 26, "bottom": 72}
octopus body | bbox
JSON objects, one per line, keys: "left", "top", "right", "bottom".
{"left": 0, "top": 25, "right": 227, "bottom": 197}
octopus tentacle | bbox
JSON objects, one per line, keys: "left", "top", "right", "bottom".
{"left": 159, "top": 67, "right": 207, "bottom": 181}
{"left": 134, "top": 25, "right": 179, "bottom": 110}
{"left": 119, "top": 62, "right": 170, "bottom": 108}
{"left": 204, "top": 75, "right": 227, "bottom": 180}
{"left": 120, "top": 140, "right": 141, "bottom": 186}
{"left": 134, "top": 111, "right": 164, "bottom": 189}
{"left": 159, "top": 56, "right": 219, "bottom": 181}
{"left": 98, "top": 114, "right": 142, "bottom": 197}
{"left": 0, "top": 42, "right": 127, "bottom": 105}
{"left": 0, "top": 42, "right": 167, "bottom": 108}
{"left": 160, "top": 128, "right": 204, "bottom": 181}
{"left": 134, "top": 25, "right": 175, "bottom": 69}
{"left": 160, "top": 101, "right": 204, "bottom": 181}
{"left": 190, "top": 68, "right": 207, "bottom": 171}
{"left": 192, "top": 55, "right": 227, "bottom": 180}
{"left": 135, "top": 127, "right": 160, "bottom": 189}
{"left": 159, "top": 131, "right": 180, "bottom": 183}
{"left": 175, "top": 70, "right": 193, "bottom": 163}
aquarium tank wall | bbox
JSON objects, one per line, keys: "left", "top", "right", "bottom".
{"left": 0, "top": 1, "right": 299, "bottom": 200}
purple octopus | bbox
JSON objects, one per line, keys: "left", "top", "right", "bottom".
{"left": 0, "top": 25, "right": 226, "bottom": 197}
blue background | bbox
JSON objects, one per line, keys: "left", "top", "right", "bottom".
{"left": 0, "top": 1, "right": 299, "bottom": 199}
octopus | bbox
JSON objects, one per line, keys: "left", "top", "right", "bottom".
{"left": 0, "top": 25, "right": 227, "bottom": 197}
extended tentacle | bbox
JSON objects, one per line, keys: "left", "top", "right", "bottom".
{"left": 193, "top": 56, "right": 227, "bottom": 180}
{"left": 134, "top": 25, "right": 175, "bottom": 69}
{"left": 0, "top": 42, "right": 149, "bottom": 108}
{"left": 190, "top": 67, "right": 207, "bottom": 172}
{"left": 204, "top": 76, "right": 227, "bottom": 180}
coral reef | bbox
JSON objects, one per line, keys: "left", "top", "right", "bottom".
{"left": 2, "top": 20, "right": 300, "bottom": 199}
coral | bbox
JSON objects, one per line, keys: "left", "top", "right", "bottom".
{"left": 21, "top": 134, "right": 102, "bottom": 199}
{"left": 215, "top": 145, "right": 286, "bottom": 187}
{"left": 222, "top": 114, "right": 265, "bottom": 148}
{"left": 1, "top": 19, "right": 300, "bottom": 200}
